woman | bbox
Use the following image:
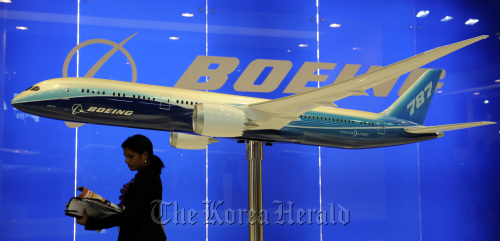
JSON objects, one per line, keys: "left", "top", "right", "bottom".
{"left": 77, "top": 134, "right": 167, "bottom": 241}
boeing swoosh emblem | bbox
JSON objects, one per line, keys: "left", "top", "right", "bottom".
{"left": 72, "top": 104, "right": 86, "bottom": 115}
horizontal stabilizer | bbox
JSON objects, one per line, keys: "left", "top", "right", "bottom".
{"left": 404, "top": 121, "right": 496, "bottom": 134}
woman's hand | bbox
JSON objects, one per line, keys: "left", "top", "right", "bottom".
{"left": 76, "top": 208, "right": 88, "bottom": 226}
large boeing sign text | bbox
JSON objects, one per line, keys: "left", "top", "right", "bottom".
{"left": 174, "top": 55, "right": 445, "bottom": 96}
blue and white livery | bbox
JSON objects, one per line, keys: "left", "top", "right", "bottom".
{"left": 11, "top": 36, "right": 495, "bottom": 149}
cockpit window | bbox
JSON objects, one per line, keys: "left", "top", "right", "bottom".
{"left": 29, "top": 86, "right": 40, "bottom": 91}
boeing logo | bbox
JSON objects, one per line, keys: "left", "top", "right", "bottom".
{"left": 87, "top": 107, "right": 133, "bottom": 116}
{"left": 72, "top": 105, "right": 133, "bottom": 116}
{"left": 62, "top": 33, "right": 443, "bottom": 97}
{"left": 72, "top": 104, "right": 86, "bottom": 115}
{"left": 174, "top": 56, "right": 445, "bottom": 96}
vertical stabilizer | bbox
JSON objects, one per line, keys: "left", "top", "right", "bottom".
{"left": 382, "top": 69, "right": 442, "bottom": 125}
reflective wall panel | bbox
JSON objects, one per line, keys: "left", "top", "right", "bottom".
{"left": 1, "top": 1, "right": 78, "bottom": 241}
{"left": 77, "top": 1, "right": 207, "bottom": 240}
{"left": 1, "top": 0, "right": 499, "bottom": 241}
{"left": 415, "top": 0, "right": 500, "bottom": 240}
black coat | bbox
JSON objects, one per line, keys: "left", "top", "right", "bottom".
{"left": 85, "top": 165, "right": 166, "bottom": 241}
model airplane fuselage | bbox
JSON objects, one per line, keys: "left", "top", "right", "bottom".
{"left": 11, "top": 36, "right": 495, "bottom": 149}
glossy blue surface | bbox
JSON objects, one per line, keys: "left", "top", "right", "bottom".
{"left": 1, "top": 1, "right": 499, "bottom": 241}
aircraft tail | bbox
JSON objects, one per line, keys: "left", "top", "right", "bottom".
{"left": 381, "top": 69, "right": 442, "bottom": 125}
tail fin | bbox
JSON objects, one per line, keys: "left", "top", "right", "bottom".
{"left": 382, "top": 69, "right": 442, "bottom": 124}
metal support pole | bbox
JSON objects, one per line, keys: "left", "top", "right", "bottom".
{"left": 247, "top": 140, "right": 263, "bottom": 241}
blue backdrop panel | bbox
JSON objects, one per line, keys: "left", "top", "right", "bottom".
{"left": 0, "top": 1, "right": 78, "bottom": 241}
{"left": 414, "top": 0, "right": 500, "bottom": 240}
{"left": 1, "top": 0, "right": 499, "bottom": 241}
{"left": 319, "top": 1, "right": 422, "bottom": 240}
{"left": 207, "top": 1, "right": 320, "bottom": 240}
{"left": 76, "top": 1, "right": 208, "bottom": 240}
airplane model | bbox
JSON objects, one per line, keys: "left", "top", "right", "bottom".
{"left": 11, "top": 35, "right": 495, "bottom": 150}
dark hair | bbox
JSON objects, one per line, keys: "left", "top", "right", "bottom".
{"left": 122, "top": 134, "right": 164, "bottom": 174}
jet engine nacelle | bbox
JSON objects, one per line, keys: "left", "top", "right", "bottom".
{"left": 170, "top": 132, "right": 219, "bottom": 150}
{"left": 193, "top": 103, "right": 246, "bottom": 137}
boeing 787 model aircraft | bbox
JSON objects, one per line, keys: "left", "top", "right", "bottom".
{"left": 11, "top": 36, "right": 495, "bottom": 150}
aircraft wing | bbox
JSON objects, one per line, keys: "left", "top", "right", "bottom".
{"left": 244, "top": 35, "right": 488, "bottom": 130}
{"left": 404, "top": 121, "right": 496, "bottom": 134}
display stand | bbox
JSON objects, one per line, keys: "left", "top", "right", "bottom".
{"left": 247, "top": 140, "right": 264, "bottom": 241}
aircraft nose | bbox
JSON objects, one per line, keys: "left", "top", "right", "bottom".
{"left": 11, "top": 90, "right": 32, "bottom": 109}
{"left": 11, "top": 92, "right": 24, "bottom": 107}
